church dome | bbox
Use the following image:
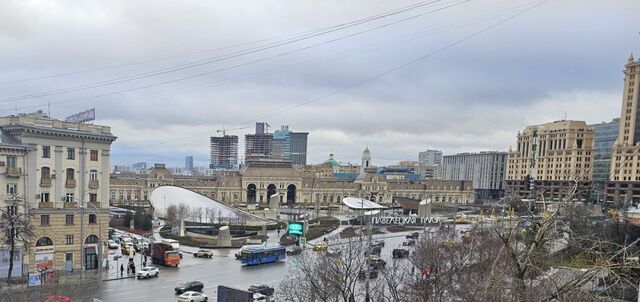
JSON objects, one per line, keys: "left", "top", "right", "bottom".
{"left": 324, "top": 153, "right": 339, "bottom": 166}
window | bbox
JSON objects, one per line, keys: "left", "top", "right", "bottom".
{"left": 65, "top": 193, "right": 74, "bottom": 203}
{"left": 35, "top": 237, "right": 53, "bottom": 246}
{"left": 7, "top": 205, "right": 18, "bottom": 216}
{"left": 90, "top": 150, "right": 98, "bottom": 161}
{"left": 89, "top": 170, "right": 98, "bottom": 181}
{"left": 65, "top": 235, "right": 73, "bottom": 245}
{"left": 41, "top": 167, "right": 51, "bottom": 179}
{"left": 6, "top": 184, "right": 17, "bottom": 194}
{"left": 40, "top": 193, "right": 50, "bottom": 203}
{"left": 65, "top": 214, "right": 74, "bottom": 225}
{"left": 89, "top": 214, "right": 97, "bottom": 224}
{"left": 67, "top": 148, "right": 75, "bottom": 160}
{"left": 66, "top": 168, "right": 74, "bottom": 180}
{"left": 42, "top": 146, "right": 50, "bottom": 158}
{"left": 40, "top": 215, "right": 50, "bottom": 226}
{"left": 89, "top": 193, "right": 97, "bottom": 203}
{"left": 6, "top": 155, "right": 16, "bottom": 168}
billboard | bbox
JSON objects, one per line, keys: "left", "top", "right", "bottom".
{"left": 65, "top": 108, "right": 95, "bottom": 123}
{"left": 288, "top": 221, "right": 304, "bottom": 235}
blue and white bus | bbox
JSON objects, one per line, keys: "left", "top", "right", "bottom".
{"left": 239, "top": 245, "right": 286, "bottom": 266}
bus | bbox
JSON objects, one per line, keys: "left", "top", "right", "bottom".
{"left": 239, "top": 245, "right": 286, "bottom": 266}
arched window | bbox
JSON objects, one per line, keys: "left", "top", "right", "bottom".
{"left": 89, "top": 170, "right": 98, "bottom": 181}
{"left": 111, "top": 192, "right": 116, "bottom": 201}
{"left": 41, "top": 167, "right": 50, "bottom": 179}
{"left": 36, "top": 237, "right": 53, "bottom": 246}
{"left": 66, "top": 168, "right": 74, "bottom": 180}
{"left": 85, "top": 235, "right": 99, "bottom": 244}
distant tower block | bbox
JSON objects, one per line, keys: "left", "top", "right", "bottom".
{"left": 217, "top": 226, "right": 232, "bottom": 247}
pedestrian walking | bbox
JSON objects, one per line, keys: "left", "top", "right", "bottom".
{"left": 120, "top": 264, "right": 124, "bottom": 276}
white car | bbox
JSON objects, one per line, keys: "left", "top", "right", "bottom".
{"left": 107, "top": 240, "right": 119, "bottom": 249}
{"left": 136, "top": 266, "right": 159, "bottom": 279}
{"left": 177, "top": 291, "right": 208, "bottom": 302}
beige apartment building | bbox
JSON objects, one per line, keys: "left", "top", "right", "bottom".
{"left": 506, "top": 120, "right": 594, "bottom": 199}
{"left": 0, "top": 111, "right": 115, "bottom": 274}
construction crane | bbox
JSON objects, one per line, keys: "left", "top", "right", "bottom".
{"left": 217, "top": 126, "right": 249, "bottom": 136}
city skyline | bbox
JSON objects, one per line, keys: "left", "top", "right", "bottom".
{"left": 0, "top": 1, "right": 636, "bottom": 170}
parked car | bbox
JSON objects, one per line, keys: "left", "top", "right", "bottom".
{"left": 285, "top": 245, "right": 302, "bottom": 255}
{"left": 313, "top": 242, "right": 328, "bottom": 251}
{"left": 178, "top": 291, "right": 208, "bottom": 302}
{"left": 364, "top": 245, "right": 381, "bottom": 257}
{"left": 175, "top": 281, "right": 204, "bottom": 294}
{"left": 371, "top": 239, "right": 385, "bottom": 247}
{"left": 368, "top": 257, "right": 386, "bottom": 270}
{"left": 406, "top": 232, "right": 419, "bottom": 239}
{"left": 193, "top": 250, "right": 213, "bottom": 258}
{"left": 136, "top": 266, "right": 159, "bottom": 279}
{"left": 358, "top": 268, "right": 378, "bottom": 279}
{"left": 248, "top": 284, "right": 275, "bottom": 296}
{"left": 107, "top": 240, "right": 119, "bottom": 249}
{"left": 392, "top": 248, "right": 410, "bottom": 258}
{"left": 34, "top": 294, "right": 72, "bottom": 302}
{"left": 402, "top": 239, "right": 416, "bottom": 246}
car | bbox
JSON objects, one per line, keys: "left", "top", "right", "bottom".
{"left": 364, "top": 245, "right": 381, "bottom": 257}
{"left": 136, "top": 266, "right": 159, "bottom": 279}
{"left": 368, "top": 257, "right": 386, "bottom": 270}
{"left": 248, "top": 284, "right": 275, "bottom": 296}
{"left": 34, "top": 294, "right": 72, "bottom": 302}
{"left": 175, "top": 281, "right": 204, "bottom": 294}
{"left": 193, "top": 249, "right": 213, "bottom": 258}
{"left": 122, "top": 243, "right": 135, "bottom": 255}
{"left": 371, "top": 239, "right": 385, "bottom": 247}
{"left": 402, "top": 240, "right": 416, "bottom": 246}
{"left": 107, "top": 240, "right": 119, "bottom": 249}
{"left": 358, "top": 268, "right": 378, "bottom": 279}
{"left": 327, "top": 249, "right": 342, "bottom": 257}
{"left": 406, "top": 232, "right": 419, "bottom": 239}
{"left": 392, "top": 248, "right": 410, "bottom": 258}
{"left": 313, "top": 242, "right": 328, "bottom": 251}
{"left": 178, "top": 291, "right": 208, "bottom": 302}
{"left": 285, "top": 245, "right": 302, "bottom": 255}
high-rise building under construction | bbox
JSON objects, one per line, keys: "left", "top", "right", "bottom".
{"left": 210, "top": 135, "right": 239, "bottom": 169}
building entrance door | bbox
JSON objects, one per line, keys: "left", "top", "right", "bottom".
{"left": 65, "top": 252, "right": 73, "bottom": 272}
{"left": 84, "top": 246, "right": 97, "bottom": 270}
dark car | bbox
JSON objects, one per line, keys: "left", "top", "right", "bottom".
{"left": 358, "top": 268, "right": 378, "bottom": 279}
{"left": 368, "top": 258, "right": 386, "bottom": 270}
{"left": 175, "top": 281, "right": 204, "bottom": 294}
{"left": 392, "top": 248, "right": 410, "bottom": 258}
{"left": 402, "top": 239, "right": 416, "bottom": 246}
{"left": 248, "top": 284, "right": 275, "bottom": 296}
{"left": 406, "top": 232, "right": 419, "bottom": 239}
{"left": 364, "top": 245, "right": 381, "bottom": 257}
{"left": 285, "top": 245, "right": 302, "bottom": 255}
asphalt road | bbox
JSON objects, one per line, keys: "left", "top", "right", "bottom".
{"left": 98, "top": 229, "right": 428, "bottom": 302}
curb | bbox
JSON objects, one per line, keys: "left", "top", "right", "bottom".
{"left": 103, "top": 276, "right": 135, "bottom": 281}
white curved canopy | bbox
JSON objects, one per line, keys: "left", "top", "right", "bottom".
{"left": 342, "top": 197, "right": 386, "bottom": 210}
{"left": 150, "top": 185, "right": 267, "bottom": 222}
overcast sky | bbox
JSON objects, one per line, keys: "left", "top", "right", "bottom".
{"left": 1, "top": 0, "right": 638, "bottom": 168}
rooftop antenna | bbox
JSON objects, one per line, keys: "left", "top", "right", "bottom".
{"left": 48, "top": 101, "right": 51, "bottom": 117}
{"left": 564, "top": 110, "right": 567, "bottom": 121}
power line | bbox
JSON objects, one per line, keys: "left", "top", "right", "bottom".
{"left": 0, "top": 0, "right": 455, "bottom": 102}
{"left": 3, "top": 1, "right": 537, "bottom": 114}
{"left": 113, "top": 0, "right": 548, "bottom": 153}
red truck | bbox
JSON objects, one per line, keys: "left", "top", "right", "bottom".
{"left": 150, "top": 243, "right": 181, "bottom": 267}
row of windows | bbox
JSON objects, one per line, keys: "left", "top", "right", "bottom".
{"left": 40, "top": 214, "right": 97, "bottom": 226}
{"left": 36, "top": 234, "right": 99, "bottom": 247}
{"left": 40, "top": 167, "right": 99, "bottom": 181}
{"left": 42, "top": 146, "right": 99, "bottom": 161}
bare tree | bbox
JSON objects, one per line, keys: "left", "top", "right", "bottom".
{"left": 192, "top": 207, "right": 203, "bottom": 223}
{"left": 165, "top": 204, "right": 177, "bottom": 224}
{"left": 0, "top": 195, "right": 33, "bottom": 279}
{"left": 176, "top": 203, "right": 190, "bottom": 223}
{"left": 279, "top": 236, "right": 368, "bottom": 302}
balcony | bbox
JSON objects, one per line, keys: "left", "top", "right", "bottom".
{"left": 40, "top": 178, "right": 52, "bottom": 187}
{"left": 88, "top": 180, "right": 99, "bottom": 189}
{"left": 38, "top": 202, "right": 53, "bottom": 209}
{"left": 65, "top": 179, "right": 76, "bottom": 188}
{"left": 88, "top": 201, "right": 101, "bottom": 208}
{"left": 5, "top": 167, "right": 22, "bottom": 177}
{"left": 63, "top": 201, "right": 78, "bottom": 208}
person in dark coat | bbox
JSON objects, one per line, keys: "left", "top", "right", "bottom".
{"left": 120, "top": 264, "right": 124, "bottom": 276}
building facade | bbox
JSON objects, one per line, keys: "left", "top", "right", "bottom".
{"left": 591, "top": 119, "right": 619, "bottom": 183}
{"left": 111, "top": 150, "right": 475, "bottom": 211}
{"left": 289, "top": 132, "right": 308, "bottom": 165}
{"left": 440, "top": 151, "right": 507, "bottom": 202}
{"left": 418, "top": 149, "right": 442, "bottom": 180}
{"left": 185, "top": 156, "right": 194, "bottom": 173}
{"left": 0, "top": 111, "right": 115, "bottom": 274}
{"left": 506, "top": 120, "right": 594, "bottom": 200}
{"left": 210, "top": 135, "right": 238, "bottom": 170}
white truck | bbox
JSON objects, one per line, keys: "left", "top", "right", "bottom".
{"left": 161, "top": 239, "right": 183, "bottom": 258}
